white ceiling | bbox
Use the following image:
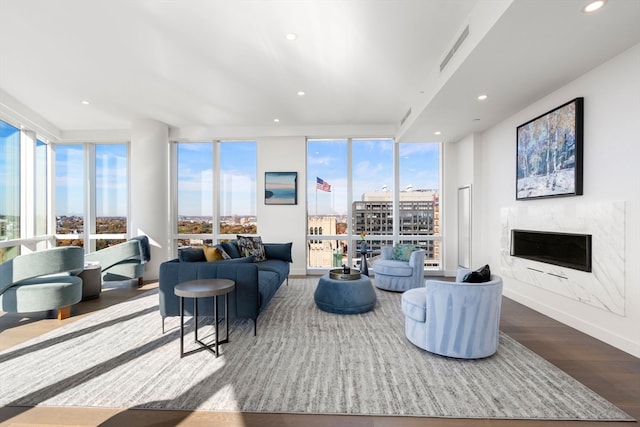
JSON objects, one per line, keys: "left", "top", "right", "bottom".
{"left": 1, "top": 0, "right": 639, "bottom": 142}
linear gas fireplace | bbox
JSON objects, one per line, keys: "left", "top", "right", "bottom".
{"left": 510, "top": 229, "right": 592, "bottom": 272}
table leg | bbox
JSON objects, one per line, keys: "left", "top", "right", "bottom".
{"left": 214, "top": 295, "right": 219, "bottom": 357}
{"left": 225, "top": 292, "right": 229, "bottom": 341}
{"left": 179, "top": 296, "right": 184, "bottom": 358}
{"left": 194, "top": 296, "right": 198, "bottom": 343}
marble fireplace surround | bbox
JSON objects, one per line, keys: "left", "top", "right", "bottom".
{"left": 500, "top": 201, "right": 625, "bottom": 316}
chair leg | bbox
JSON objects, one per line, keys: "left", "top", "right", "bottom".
{"left": 57, "top": 306, "right": 71, "bottom": 320}
{"left": 161, "top": 316, "right": 165, "bottom": 334}
{"left": 253, "top": 318, "right": 257, "bottom": 336}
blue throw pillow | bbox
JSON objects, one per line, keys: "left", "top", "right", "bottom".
{"left": 392, "top": 244, "right": 417, "bottom": 261}
{"left": 178, "top": 247, "right": 206, "bottom": 262}
{"left": 220, "top": 241, "right": 242, "bottom": 259}
{"left": 263, "top": 242, "right": 293, "bottom": 262}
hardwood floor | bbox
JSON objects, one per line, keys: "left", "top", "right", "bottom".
{"left": 0, "top": 279, "right": 638, "bottom": 427}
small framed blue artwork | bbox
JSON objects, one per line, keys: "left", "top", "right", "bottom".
{"left": 265, "top": 172, "right": 297, "bottom": 205}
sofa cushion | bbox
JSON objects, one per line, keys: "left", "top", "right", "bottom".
{"left": 220, "top": 241, "right": 242, "bottom": 259}
{"left": 236, "top": 235, "right": 267, "bottom": 262}
{"left": 263, "top": 242, "right": 293, "bottom": 263}
{"left": 392, "top": 244, "right": 417, "bottom": 261}
{"left": 401, "top": 288, "right": 427, "bottom": 323}
{"left": 178, "top": 247, "right": 206, "bottom": 262}
{"left": 256, "top": 259, "right": 290, "bottom": 283}
{"left": 374, "top": 259, "right": 413, "bottom": 277}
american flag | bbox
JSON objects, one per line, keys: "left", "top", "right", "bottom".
{"left": 316, "top": 177, "right": 331, "bottom": 192}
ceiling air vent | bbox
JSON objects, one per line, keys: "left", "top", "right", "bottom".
{"left": 400, "top": 107, "right": 412, "bottom": 126}
{"left": 440, "top": 24, "right": 470, "bottom": 72}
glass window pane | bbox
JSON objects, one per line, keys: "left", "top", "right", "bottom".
{"left": 219, "top": 141, "right": 256, "bottom": 234}
{"left": 177, "top": 142, "right": 213, "bottom": 237}
{"left": 307, "top": 139, "right": 348, "bottom": 268}
{"left": 35, "top": 139, "right": 48, "bottom": 235}
{"left": 399, "top": 142, "right": 440, "bottom": 267}
{"left": 55, "top": 144, "right": 84, "bottom": 246}
{"left": 352, "top": 138, "right": 394, "bottom": 262}
{"left": 96, "top": 144, "right": 127, "bottom": 234}
{"left": 0, "top": 120, "right": 20, "bottom": 240}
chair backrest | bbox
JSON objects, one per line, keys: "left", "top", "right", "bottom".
{"left": 0, "top": 247, "right": 85, "bottom": 294}
{"left": 424, "top": 275, "right": 503, "bottom": 358}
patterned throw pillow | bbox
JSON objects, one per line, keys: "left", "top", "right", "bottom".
{"left": 236, "top": 235, "right": 266, "bottom": 262}
{"left": 392, "top": 244, "right": 417, "bottom": 261}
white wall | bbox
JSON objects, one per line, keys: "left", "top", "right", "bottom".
{"left": 450, "top": 43, "right": 640, "bottom": 357}
{"left": 256, "top": 136, "right": 308, "bottom": 276}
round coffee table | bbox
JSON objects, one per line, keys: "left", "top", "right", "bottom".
{"left": 314, "top": 273, "right": 377, "bottom": 314}
{"left": 175, "top": 278, "right": 235, "bottom": 358}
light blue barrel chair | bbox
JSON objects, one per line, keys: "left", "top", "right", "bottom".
{"left": 401, "top": 268, "right": 503, "bottom": 359}
{"left": 372, "top": 245, "right": 426, "bottom": 291}
{"left": 0, "top": 246, "right": 85, "bottom": 319}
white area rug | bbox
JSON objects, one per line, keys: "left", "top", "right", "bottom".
{"left": 0, "top": 278, "right": 633, "bottom": 420}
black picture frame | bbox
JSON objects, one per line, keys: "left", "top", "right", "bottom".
{"left": 265, "top": 172, "right": 297, "bottom": 205}
{"left": 516, "top": 97, "right": 583, "bottom": 200}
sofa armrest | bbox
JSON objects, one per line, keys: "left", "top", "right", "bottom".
{"left": 263, "top": 242, "right": 293, "bottom": 262}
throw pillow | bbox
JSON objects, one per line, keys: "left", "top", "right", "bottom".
{"left": 462, "top": 264, "right": 491, "bottom": 283}
{"left": 220, "top": 241, "right": 241, "bottom": 259}
{"left": 213, "top": 244, "right": 232, "bottom": 260}
{"left": 236, "top": 235, "right": 267, "bottom": 262}
{"left": 178, "top": 247, "right": 206, "bottom": 262}
{"left": 392, "top": 244, "right": 417, "bottom": 261}
{"left": 203, "top": 246, "right": 225, "bottom": 262}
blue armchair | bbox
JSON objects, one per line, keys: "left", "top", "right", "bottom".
{"left": 401, "top": 270, "right": 503, "bottom": 359}
{"left": 372, "top": 246, "right": 426, "bottom": 291}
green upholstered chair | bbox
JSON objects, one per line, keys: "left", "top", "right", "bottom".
{"left": 0, "top": 246, "right": 85, "bottom": 319}
{"left": 85, "top": 236, "right": 150, "bottom": 285}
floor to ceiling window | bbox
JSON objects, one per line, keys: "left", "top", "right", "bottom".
{"left": 55, "top": 143, "right": 129, "bottom": 251}
{"left": 307, "top": 138, "right": 441, "bottom": 271}
{"left": 95, "top": 144, "right": 128, "bottom": 249}
{"left": 35, "top": 139, "right": 48, "bottom": 236}
{"left": 175, "top": 141, "right": 257, "bottom": 248}
{"left": 0, "top": 120, "right": 21, "bottom": 262}
{"left": 0, "top": 120, "right": 54, "bottom": 262}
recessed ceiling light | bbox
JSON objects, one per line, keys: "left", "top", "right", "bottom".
{"left": 434, "top": 131, "right": 442, "bottom": 135}
{"left": 297, "top": 91, "right": 305, "bottom": 96}
{"left": 81, "top": 100, "right": 90, "bottom": 105}
{"left": 285, "top": 33, "right": 297, "bottom": 41}
{"left": 583, "top": 0, "right": 606, "bottom": 13}
{"left": 477, "top": 94, "right": 488, "bottom": 101}
{"left": 273, "top": 118, "right": 280, "bottom": 123}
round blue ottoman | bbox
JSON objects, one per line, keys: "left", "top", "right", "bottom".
{"left": 314, "top": 274, "right": 377, "bottom": 314}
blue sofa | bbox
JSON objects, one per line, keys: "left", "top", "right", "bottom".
{"left": 158, "top": 240, "right": 292, "bottom": 335}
